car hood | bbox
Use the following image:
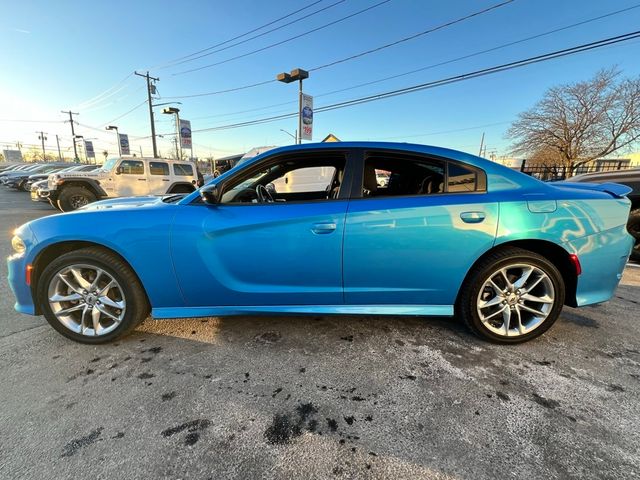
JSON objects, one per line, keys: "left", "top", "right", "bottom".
{"left": 553, "top": 181, "right": 632, "bottom": 198}
{"left": 77, "top": 194, "right": 185, "bottom": 211}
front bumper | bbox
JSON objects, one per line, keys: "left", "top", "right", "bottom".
{"left": 564, "top": 224, "right": 634, "bottom": 306}
{"left": 7, "top": 254, "right": 35, "bottom": 315}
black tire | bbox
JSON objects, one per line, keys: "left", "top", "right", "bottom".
{"left": 456, "top": 247, "right": 565, "bottom": 344}
{"left": 627, "top": 209, "right": 640, "bottom": 263}
{"left": 57, "top": 186, "right": 96, "bottom": 212}
{"left": 37, "top": 247, "right": 150, "bottom": 344}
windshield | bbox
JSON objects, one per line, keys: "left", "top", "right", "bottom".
{"left": 101, "top": 157, "right": 119, "bottom": 172}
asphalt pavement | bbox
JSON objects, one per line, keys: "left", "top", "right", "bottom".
{"left": 1, "top": 187, "right": 639, "bottom": 479}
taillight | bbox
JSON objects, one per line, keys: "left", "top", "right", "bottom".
{"left": 569, "top": 254, "right": 582, "bottom": 276}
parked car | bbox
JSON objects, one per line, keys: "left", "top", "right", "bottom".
{"left": 46, "top": 157, "right": 197, "bottom": 211}
{"left": 24, "top": 164, "right": 99, "bottom": 192}
{"left": 0, "top": 163, "right": 42, "bottom": 179}
{"left": 4, "top": 164, "right": 70, "bottom": 191}
{"left": 8, "top": 142, "right": 633, "bottom": 345}
{"left": 29, "top": 179, "right": 49, "bottom": 202}
{"left": 571, "top": 168, "right": 640, "bottom": 262}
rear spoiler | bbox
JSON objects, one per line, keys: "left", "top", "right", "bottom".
{"left": 555, "top": 181, "right": 632, "bottom": 199}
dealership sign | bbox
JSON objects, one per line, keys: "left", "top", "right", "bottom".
{"left": 300, "top": 94, "right": 313, "bottom": 141}
{"left": 180, "top": 119, "right": 192, "bottom": 149}
{"left": 85, "top": 140, "right": 95, "bottom": 159}
{"left": 119, "top": 134, "right": 130, "bottom": 155}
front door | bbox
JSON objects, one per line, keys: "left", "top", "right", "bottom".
{"left": 171, "top": 151, "right": 351, "bottom": 307}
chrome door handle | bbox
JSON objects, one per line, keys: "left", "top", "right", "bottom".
{"left": 460, "top": 211, "right": 485, "bottom": 223}
{"left": 311, "top": 222, "right": 337, "bottom": 234}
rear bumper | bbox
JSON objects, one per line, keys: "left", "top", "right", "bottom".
{"left": 564, "top": 225, "right": 634, "bottom": 306}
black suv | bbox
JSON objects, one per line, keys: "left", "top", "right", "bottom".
{"left": 571, "top": 168, "right": 640, "bottom": 262}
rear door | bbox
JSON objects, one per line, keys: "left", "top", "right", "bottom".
{"left": 343, "top": 150, "right": 498, "bottom": 307}
{"left": 147, "top": 161, "right": 171, "bottom": 193}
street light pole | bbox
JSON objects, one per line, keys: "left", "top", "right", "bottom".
{"left": 162, "top": 107, "right": 182, "bottom": 160}
{"left": 135, "top": 71, "right": 159, "bottom": 158}
{"left": 106, "top": 125, "right": 121, "bottom": 156}
{"left": 55, "top": 135, "right": 62, "bottom": 161}
{"left": 277, "top": 68, "right": 309, "bottom": 145}
{"left": 61, "top": 110, "right": 79, "bottom": 161}
{"left": 37, "top": 131, "right": 47, "bottom": 161}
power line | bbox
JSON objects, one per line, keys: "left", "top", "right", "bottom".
{"left": 172, "top": 0, "right": 394, "bottom": 76}
{"left": 162, "top": 0, "right": 346, "bottom": 69}
{"left": 73, "top": 72, "right": 134, "bottom": 110}
{"left": 188, "top": 30, "right": 640, "bottom": 133}
{"left": 310, "top": 0, "right": 515, "bottom": 72}
{"left": 98, "top": 100, "right": 148, "bottom": 128}
{"left": 185, "top": 4, "right": 640, "bottom": 123}
{"left": 165, "top": 0, "right": 518, "bottom": 97}
{"left": 154, "top": 0, "right": 326, "bottom": 69}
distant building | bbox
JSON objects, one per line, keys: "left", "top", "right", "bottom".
{"left": 322, "top": 134, "right": 341, "bottom": 142}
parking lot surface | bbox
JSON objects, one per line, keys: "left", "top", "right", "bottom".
{"left": 1, "top": 187, "right": 639, "bottom": 479}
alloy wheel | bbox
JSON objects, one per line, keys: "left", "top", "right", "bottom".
{"left": 47, "top": 264, "right": 126, "bottom": 336}
{"left": 476, "top": 263, "right": 555, "bottom": 337}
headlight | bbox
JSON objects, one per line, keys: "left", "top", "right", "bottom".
{"left": 11, "top": 235, "right": 26, "bottom": 254}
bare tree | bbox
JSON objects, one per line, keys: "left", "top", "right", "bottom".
{"left": 507, "top": 69, "right": 640, "bottom": 175}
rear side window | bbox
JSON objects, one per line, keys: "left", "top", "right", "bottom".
{"left": 447, "top": 163, "right": 477, "bottom": 192}
{"left": 174, "top": 163, "right": 193, "bottom": 176}
{"left": 119, "top": 160, "right": 144, "bottom": 175}
{"left": 150, "top": 162, "right": 169, "bottom": 176}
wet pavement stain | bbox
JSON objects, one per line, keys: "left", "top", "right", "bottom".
{"left": 532, "top": 393, "right": 560, "bottom": 409}
{"left": 161, "top": 391, "right": 177, "bottom": 401}
{"left": 61, "top": 427, "right": 103, "bottom": 458}
{"left": 255, "top": 331, "right": 282, "bottom": 344}
{"left": 496, "top": 391, "right": 511, "bottom": 402}
{"left": 161, "top": 419, "right": 212, "bottom": 446}
{"left": 264, "top": 402, "right": 319, "bottom": 445}
{"left": 137, "top": 372, "right": 154, "bottom": 380}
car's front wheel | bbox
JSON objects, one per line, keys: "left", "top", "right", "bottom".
{"left": 57, "top": 186, "right": 96, "bottom": 212}
{"left": 37, "top": 247, "right": 150, "bottom": 344}
{"left": 457, "top": 247, "right": 565, "bottom": 344}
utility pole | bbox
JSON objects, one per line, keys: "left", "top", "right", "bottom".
{"left": 61, "top": 110, "right": 79, "bottom": 161}
{"left": 55, "top": 135, "right": 63, "bottom": 161}
{"left": 37, "top": 131, "right": 47, "bottom": 161}
{"left": 135, "top": 71, "right": 159, "bottom": 158}
{"left": 478, "top": 132, "right": 485, "bottom": 157}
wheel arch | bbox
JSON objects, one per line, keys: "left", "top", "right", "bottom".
{"left": 166, "top": 182, "right": 196, "bottom": 194}
{"left": 58, "top": 179, "right": 106, "bottom": 197}
{"left": 30, "top": 240, "right": 150, "bottom": 314}
{"left": 456, "top": 239, "right": 578, "bottom": 308}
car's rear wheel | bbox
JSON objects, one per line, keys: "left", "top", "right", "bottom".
{"left": 57, "top": 186, "right": 96, "bottom": 212}
{"left": 38, "top": 247, "right": 149, "bottom": 344}
{"left": 628, "top": 209, "right": 640, "bottom": 263}
{"left": 457, "top": 247, "right": 565, "bottom": 344}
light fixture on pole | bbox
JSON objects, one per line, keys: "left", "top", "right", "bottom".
{"left": 106, "top": 125, "right": 121, "bottom": 156}
{"left": 276, "top": 68, "right": 309, "bottom": 145}
{"left": 74, "top": 135, "right": 85, "bottom": 163}
{"left": 162, "top": 107, "right": 181, "bottom": 160}
{"left": 280, "top": 129, "right": 297, "bottom": 143}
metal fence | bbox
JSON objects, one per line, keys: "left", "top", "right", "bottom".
{"left": 520, "top": 160, "right": 634, "bottom": 181}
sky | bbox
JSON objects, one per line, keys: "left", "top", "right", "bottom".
{"left": 1, "top": 0, "right": 640, "bottom": 161}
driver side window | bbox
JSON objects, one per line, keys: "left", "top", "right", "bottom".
{"left": 221, "top": 154, "right": 346, "bottom": 204}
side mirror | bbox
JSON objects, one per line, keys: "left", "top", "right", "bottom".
{"left": 200, "top": 184, "right": 220, "bottom": 204}
{"left": 115, "top": 166, "right": 123, "bottom": 175}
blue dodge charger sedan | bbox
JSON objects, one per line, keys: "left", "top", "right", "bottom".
{"left": 7, "top": 142, "right": 634, "bottom": 344}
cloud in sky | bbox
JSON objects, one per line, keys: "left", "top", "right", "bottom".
{"left": 12, "top": 28, "right": 31, "bottom": 34}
